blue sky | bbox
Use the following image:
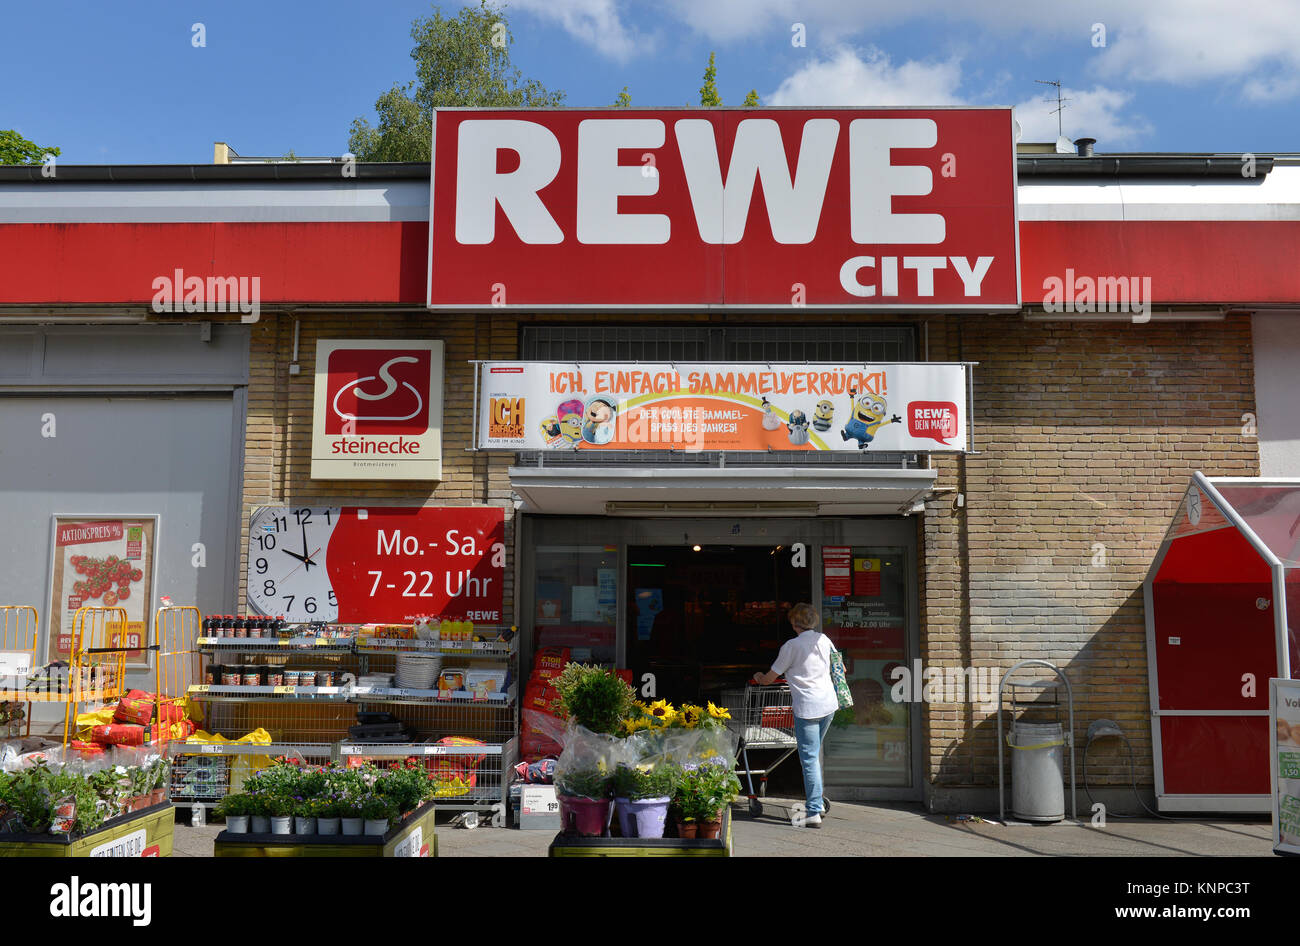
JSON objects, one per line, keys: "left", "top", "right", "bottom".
{"left": 6, "top": 0, "right": 1300, "bottom": 163}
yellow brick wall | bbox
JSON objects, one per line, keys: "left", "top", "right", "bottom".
{"left": 920, "top": 313, "right": 1258, "bottom": 788}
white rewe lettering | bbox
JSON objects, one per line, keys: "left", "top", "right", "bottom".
{"left": 674, "top": 117, "right": 838, "bottom": 244}
{"left": 849, "top": 118, "right": 944, "bottom": 244}
{"left": 455, "top": 120, "right": 563, "bottom": 244}
{"left": 577, "top": 119, "right": 669, "bottom": 244}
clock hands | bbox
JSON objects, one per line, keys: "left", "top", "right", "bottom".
{"left": 278, "top": 548, "right": 323, "bottom": 586}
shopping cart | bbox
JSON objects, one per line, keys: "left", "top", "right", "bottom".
{"left": 720, "top": 683, "right": 798, "bottom": 818}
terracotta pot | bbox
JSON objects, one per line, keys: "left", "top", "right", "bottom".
{"left": 699, "top": 814, "right": 723, "bottom": 840}
{"left": 557, "top": 794, "right": 613, "bottom": 837}
{"left": 678, "top": 821, "right": 698, "bottom": 839}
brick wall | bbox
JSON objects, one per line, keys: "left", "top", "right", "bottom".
{"left": 920, "top": 313, "right": 1258, "bottom": 789}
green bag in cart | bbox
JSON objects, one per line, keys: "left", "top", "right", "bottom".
{"left": 829, "top": 647, "right": 853, "bottom": 709}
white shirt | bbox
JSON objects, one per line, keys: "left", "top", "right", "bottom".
{"left": 770, "top": 630, "right": 839, "bottom": 720}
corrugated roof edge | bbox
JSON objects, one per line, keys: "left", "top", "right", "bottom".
{"left": 0, "top": 155, "right": 1279, "bottom": 182}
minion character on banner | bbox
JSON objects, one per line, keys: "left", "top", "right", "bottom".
{"left": 555, "top": 399, "right": 585, "bottom": 448}
{"left": 539, "top": 417, "right": 564, "bottom": 448}
{"left": 582, "top": 395, "right": 618, "bottom": 445}
{"left": 786, "top": 409, "right": 811, "bottom": 446}
{"left": 761, "top": 397, "right": 783, "bottom": 431}
{"left": 812, "top": 400, "right": 835, "bottom": 432}
{"left": 841, "top": 387, "right": 902, "bottom": 449}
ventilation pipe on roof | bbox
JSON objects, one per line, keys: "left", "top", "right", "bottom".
{"left": 1075, "top": 137, "right": 1096, "bottom": 157}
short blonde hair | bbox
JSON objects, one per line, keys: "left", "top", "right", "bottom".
{"left": 788, "top": 602, "right": 819, "bottom": 630}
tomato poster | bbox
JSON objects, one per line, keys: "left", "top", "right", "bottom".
{"left": 47, "top": 516, "right": 157, "bottom": 666}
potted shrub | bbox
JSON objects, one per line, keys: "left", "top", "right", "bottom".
{"left": 555, "top": 765, "right": 613, "bottom": 837}
{"left": 248, "top": 793, "right": 271, "bottom": 834}
{"left": 265, "top": 794, "right": 293, "bottom": 835}
{"left": 217, "top": 794, "right": 252, "bottom": 834}
{"left": 554, "top": 663, "right": 634, "bottom": 734}
{"left": 360, "top": 794, "right": 393, "bottom": 836}
{"left": 339, "top": 794, "right": 364, "bottom": 836}
{"left": 612, "top": 762, "right": 680, "bottom": 838}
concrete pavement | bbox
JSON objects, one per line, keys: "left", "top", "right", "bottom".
{"left": 170, "top": 796, "right": 1274, "bottom": 857}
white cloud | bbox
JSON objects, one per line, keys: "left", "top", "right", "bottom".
{"left": 1012, "top": 86, "right": 1151, "bottom": 147}
{"left": 506, "top": 0, "right": 647, "bottom": 63}
{"left": 647, "top": 0, "right": 1300, "bottom": 102}
{"left": 768, "top": 46, "right": 963, "bottom": 106}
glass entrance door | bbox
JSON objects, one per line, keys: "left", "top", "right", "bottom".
{"left": 625, "top": 544, "right": 805, "bottom": 703}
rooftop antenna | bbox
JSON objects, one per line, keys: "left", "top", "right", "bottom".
{"left": 1034, "top": 78, "right": 1070, "bottom": 137}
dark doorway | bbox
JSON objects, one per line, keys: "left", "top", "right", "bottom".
{"left": 626, "top": 544, "right": 808, "bottom": 705}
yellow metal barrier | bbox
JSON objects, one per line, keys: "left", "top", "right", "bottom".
{"left": 154, "top": 606, "right": 201, "bottom": 737}
{"left": 61, "top": 606, "right": 129, "bottom": 745}
{"left": 0, "top": 606, "right": 40, "bottom": 736}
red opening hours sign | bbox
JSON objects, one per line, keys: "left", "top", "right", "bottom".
{"left": 428, "top": 107, "right": 1019, "bottom": 310}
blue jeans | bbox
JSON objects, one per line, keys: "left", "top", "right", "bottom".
{"left": 794, "top": 714, "right": 833, "bottom": 815}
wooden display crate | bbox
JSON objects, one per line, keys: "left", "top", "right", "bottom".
{"left": 0, "top": 802, "right": 174, "bottom": 858}
{"left": 213, "top": 800, "right": 438, "bottom": 857}
{"left": 549, "top": 809, "right": 733, "bottom": 857}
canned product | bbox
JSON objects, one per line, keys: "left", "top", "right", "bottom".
{"left": 221, "top": 669, "right": 240, "bottom": 686}
{"left": 242, "top": 670, "right": 262, "bottom": 686}
{"left": 206, "top": 664, "right": 221, "bottom": 685}
{"left": 265, "top": 669, "right": 284, "bottom": 686}
{"left": 283, "top": 670, "right": 300, "bottom": 686}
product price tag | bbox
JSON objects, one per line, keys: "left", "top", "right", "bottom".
{"left": 189, "top": 685, "right": 209, "bottom": 693}
{"left": 352, "top": 686, "right": 374, "bottom": 695}
{"left": 0, "top": 650, "right": 32, "bottom": 678}
{"left": 522, "top": 785, "right": 559, "bottom": 815}
{"left": 273, "top": 686, "right": 296, "bottom": 694}
{"left": 314, "top": 638, "right": 332, "bottom": 646}
{"left": 423, "top": 746, "right": 446, "bottom": 755}
{"left": 196, "top": 637, "right": 215, "bottom": 645}
{"left": 317, "top": 686, "right": 339, "bottom": 695}
{"left": 200, "top": 744, "right": 224, "bottom": 754}
{"left": 340, "top": 745, "right": 359, "bottom": 754}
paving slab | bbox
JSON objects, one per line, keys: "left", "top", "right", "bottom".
{"left": 168, "top": 797, "right": 1274, "bottom": 857}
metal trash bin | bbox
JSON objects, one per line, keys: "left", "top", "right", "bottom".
{"left": 1009, "top": 722, "right": 1065, "bottom": 822}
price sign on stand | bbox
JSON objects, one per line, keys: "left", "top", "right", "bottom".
{"left": 0, "top": 650, "right": 32, "bottom": 679}
{"left": 521, "top": 784, "right": 559, "bottom": 815}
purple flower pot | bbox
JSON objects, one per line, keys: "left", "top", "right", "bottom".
{"left": 558, "top": 794, "right": 613, "bottom": 837}
{"left": 615, "top": 797, "right": 671, "bottom": 839}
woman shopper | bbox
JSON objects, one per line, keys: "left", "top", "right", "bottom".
{"left": 751, "top": 602, "right": 837, "bottom": 827}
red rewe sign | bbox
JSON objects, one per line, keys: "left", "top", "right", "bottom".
{"left": 428, "top": 108, "right": 1019, "bottom": 310}
{"left": 325, "top": 348, "right": 432, "bottom": 436}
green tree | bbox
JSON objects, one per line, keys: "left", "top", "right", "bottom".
{"left": 700, "top": 51, "right": 722, "bottom": 106}
{"left": 0, "top": 129, "right": 60, "bottom": 165}
{"left": 613, "top": 86, "right": 632, "bottom": 107}
{"left": 349, "top": 1, "right": 565, "bottom": 162}
{"left": 742, "top": 89, "right": 761, "bottom": 107}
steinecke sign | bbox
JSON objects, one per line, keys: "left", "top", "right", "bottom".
{"left": 428, "top": 108, "right": 1019, "bottom": 310}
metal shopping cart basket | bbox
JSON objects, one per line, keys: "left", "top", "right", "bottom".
{"left": 720, "top": 683, "right": 798, "bottom": 818}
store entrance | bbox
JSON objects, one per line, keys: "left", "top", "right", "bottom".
{"left": 626, "top": 545, "right": 806, "bottom": 706}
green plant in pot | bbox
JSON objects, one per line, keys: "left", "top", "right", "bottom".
{"left": 674, "top": 761, "right": 741, "bottom": 839}
{"left": 553, "top": 663, "right": 634, "bottom": 735}
{"left": 360, "top": 794, "right": 395, "bottom": 835}
{"left": 554, "top": 764, "right": 613, "bottom": 838}
{"left": 216, "top": 793, "right": 254, "bottom": 833}
{"left": 612, "top": 761, "right": 681, "bottom": 839}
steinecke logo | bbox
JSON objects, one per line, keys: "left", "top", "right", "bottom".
{"left": 50, "top": 876, "right": 151, "bottom": 926}
{"left": 326, "top": 349, "right": 431, "bottom": 436}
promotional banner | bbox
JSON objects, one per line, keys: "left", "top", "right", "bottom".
{"left": 429, "top": 108, "right": 1019, "bottom": 310}
{"left": 311, "top": 339, "right": 445, "bottom": 481}
{"left": 1272, "top": 678, "right": 1300, "bottom": 855}
{"left": 46, "top": 516, "right": 157, "bottom": 665}
{"left": 477, "top": 361, "right": 969, "bottom": 452}
{"left": 247, "top": 505, "right": 504, "bottom": 625}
